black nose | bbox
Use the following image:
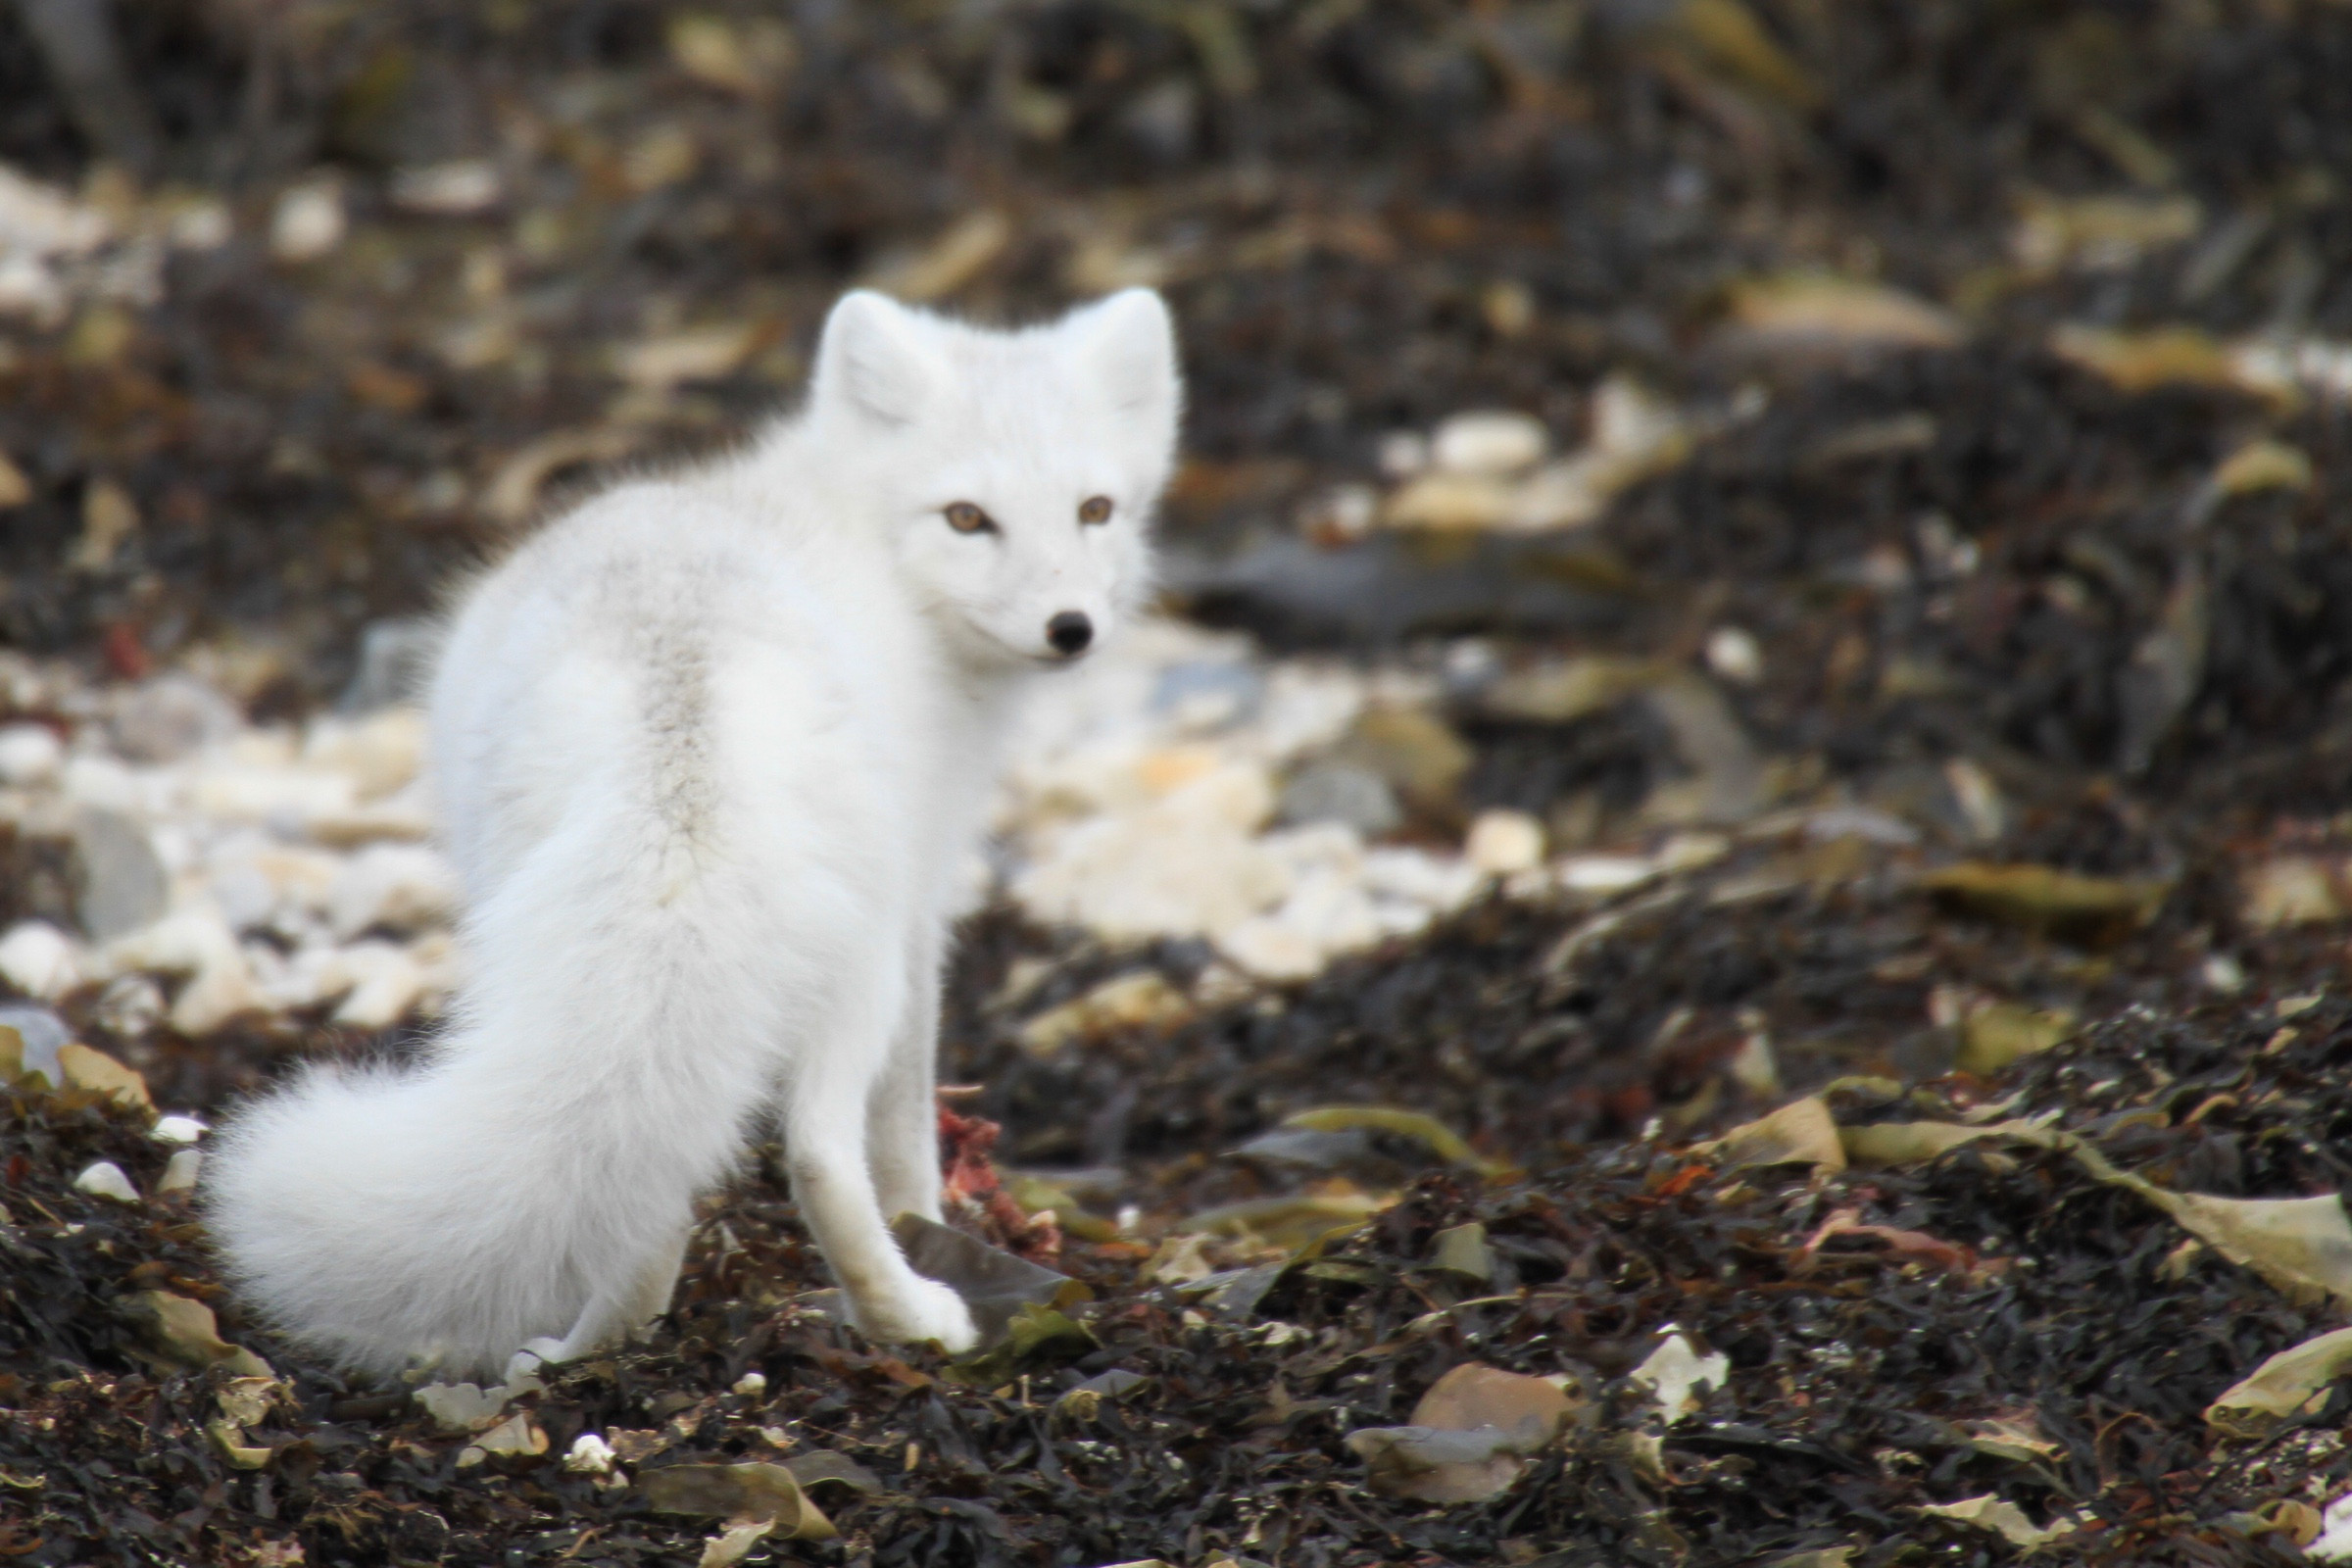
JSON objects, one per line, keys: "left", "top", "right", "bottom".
{"left": 1046, "top": 612, "right": 1094, "bottom": 656}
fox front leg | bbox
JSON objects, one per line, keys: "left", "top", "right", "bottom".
{"left": 781, "top": 952, "right": 975, "bottom": 1352}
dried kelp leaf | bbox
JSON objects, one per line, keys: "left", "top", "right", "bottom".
{"left": 1962, "top": 1415, "right": 2059, "bottom": 1463}
{"left": 1382, "top": 470, "right": 1519, "bottom": 531}
{"left": 57, "top": 1042, "right": 152, "bottom": 1110}
{"left": 2013, "top": 191, "right": 2201, "bottom": 272}
{"left": 1798, "top": 1206, "right": 1997, "bottom": 1278}
{"left": 1191, "top": 1261, "right": 1290, "bottom": 1321}
{"left": 1056, "top": 1368, "right": 1150, "bottom": 1421}
{"left": 2206, "top": 1326, "right": 2352, "bottom": 1437}
{"left": 206, "top": 1418, "right": 273, "bottom": 1469}
{"left": 1346, "top": 1422, "right": 1545, "bottom": 1503}
{"left": 1665, "top": 0, "right": 1823, "bottom": 111}
{"left": 1180, "top": 1188, "right": 1392, "bottom": 1251}
{"left": 2159, "top": 1192, "right": 2352, "bottom": 1308}
{"left": 1834, "top": 1114, "right": 2352, "bottom": 1305}
{"left": 0, "top": 1024, "right": 32, "bottom": 1089}
{"left": 639, "top": 1462, "right": 837, "bottom": 1539}
{"left": 1698, "top": 1097, "right": 1845, "bottom": 1171}
{"left": 414, "top": 1380, "right": 517, "bottom": 1433}
{"left": 1759, "top": 1551, "right": 1855, "bottom": 1568}
{"left": 1428, "top": 1221, "right": 1496, "bottom": 1282}
{"left": 947, "top": 1301, "right": 1098, "bottom": 1387}
{"left": 781, "top": 1450, "right": 883, "bottom": 1495}
{"left": 215, "top": 1376, "right": 282, "bottom": 1430}
{"left": 1956, "top": 1004, "right": 2075, "bottom": 1075}
{"left": 1723, "top": 273, "right": 1962, "bottom": 349}
{"left": 699, "top": 1520, "right": 776, "bottom": 1568}
{"left": 1017, "top": 970, "right": 1193, "bottom": 1055}
{"left": 1346, "top": 1362, "right": 1576, "bottom": 1503}
{"left": 129, "top": 1290, "right": 270, "bottom": 1377}
{"left": 1481, "top": 654, "right": 1664, "bottom": 724}
{"left": 2048, "top": 323, "right": 2257, "bottom": 397}
{"left": 1839, "top": 1119, "right": 2011, "bottom": 1167}
{"left": 455, "top": 1412, "right": 547, "bottom": 1466}
{"left": 2212, "top": 438, "right": 2314, "bottom": 497}
{"left": 1327, "top": 707, "right": 1472, "bottom": 812}
{"left": 1279, "top": 1105, "right": 1479, "bottom": 1166}
{"left": 1413, "top": 1362, "right": 1577, "bottom": 1435}
{"left": 1917, "top": 1494, "right": 2078, "bottom": 1547}
{"left": 1918, "top": 861, "right": 2169, "bottom": 943}
{"left": 891, "top": 1212, "right": 1088, "bottom": 1346}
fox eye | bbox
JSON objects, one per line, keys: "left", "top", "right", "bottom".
{"left": 1078, "top": 495, "right": 1113, "bottom": 525}
{"left": 944, "top": 501, "right": 996, "bottom": 535}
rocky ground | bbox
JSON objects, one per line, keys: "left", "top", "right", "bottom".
{"left": 5, "top": 1, "right": 2352, "bottom": 1565}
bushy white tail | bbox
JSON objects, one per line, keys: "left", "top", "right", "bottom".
{"left": 206, "top": 816, "right": 784, "bottom": 1380}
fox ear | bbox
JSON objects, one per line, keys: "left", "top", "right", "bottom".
{"left": 813, "top": 290, "right": 943, "bottom": 426}
{"left": 1070, "top": 288, "right": 1180, "bottom": 420}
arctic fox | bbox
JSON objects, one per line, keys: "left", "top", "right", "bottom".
{"left": 206, "top": 288, "right": 1181, "bottom": 1377}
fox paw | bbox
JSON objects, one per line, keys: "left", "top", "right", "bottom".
{"left": 505, "top": 1337, "right": 574, "bottom": 1385}
{"left": 855, "top": 1275, "right": 978, "bottom": 1354}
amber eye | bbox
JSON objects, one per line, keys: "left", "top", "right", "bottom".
{"left": 1078, "top": 495, "right": 1113, "bottom": 525}
{"left": 944, "top": 501, "right": 995, "bottom": 535}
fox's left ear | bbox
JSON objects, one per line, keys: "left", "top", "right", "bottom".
{"left": 813, "top": 290, "right": 947, "bottom": 427}
{"left": 1069, "top": 288, "right": 1181, "bottom": 422}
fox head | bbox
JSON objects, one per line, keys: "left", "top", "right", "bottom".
{"left": 806, "top": 287, "right": 1180, "bottom": 670}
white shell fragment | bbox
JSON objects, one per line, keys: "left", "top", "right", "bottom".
{"left": 1630, "top": 1331, "right": 1730, "bottom": 1424}
{"left": 152, "top": 1113, "right": 209, "bottom": 1144}
{"left": 565, "top": 1432, "right": 618, "bottom": 1474}
{"left": 157, "top": 1149, "right": 202, "bottom": 1194}
{"left": 74, "top": 1160, "right": 140, "bottom": 1203}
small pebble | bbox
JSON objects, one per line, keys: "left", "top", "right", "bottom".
{"left": 1431, "top": 410, "right": 1547, "bottom": 476}
{"left": 2202, "top": 954, "right": 2247, "bottom": 994}
{"left": 731, "top": 1371, "right": 768, "bottom": 1398}
{"left": 152, "top": 1113, "right": 209, "bottom": 1144}
{"left": 74, "top": 1160, "right": 139, "bottom": 1202}
{"left": 1705, "top": 626, "right": 1764, "bottom": 685}
{"left": 270, "top": 179, "right": 345, "bottom": 262}
{"left": 1465, "top": 809, "right": 1546, "bottom": 875}
{"left": 0, "top": 1002, "right": 70, "bottom": 1082}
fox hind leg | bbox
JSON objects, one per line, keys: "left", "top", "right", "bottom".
{"left": 866, "top": 923, "right": 946, "bottom": 1226}
{"left": 509, "top": 1224, "right": 689, "bottom": 1377}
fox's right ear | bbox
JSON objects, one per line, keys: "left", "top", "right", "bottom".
{"left": 812, "top": 291, "right": 943, "bottom": 426}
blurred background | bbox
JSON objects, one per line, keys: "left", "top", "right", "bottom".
{"left": 1, "top": 0, "right": 2345, "bottom": 681}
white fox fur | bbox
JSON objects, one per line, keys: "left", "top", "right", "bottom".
{"left": 205, "top": 288, "right": 1181, "bottom": 1379}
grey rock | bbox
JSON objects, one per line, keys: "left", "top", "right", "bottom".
{"left": 110, "top": 672, "right": 241, "bottom": 764}
{"left": 1151, "top": 659, "right": 1262, "bottom": 729}
{"left": 75, "top": 808, "right": 169, "bottom": 942}
{"left": 0, "top": 1004, "right": 69, "bottom": 1084}
{"left": 1276, "top": 760, "right": 1402, "bottom": 838}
